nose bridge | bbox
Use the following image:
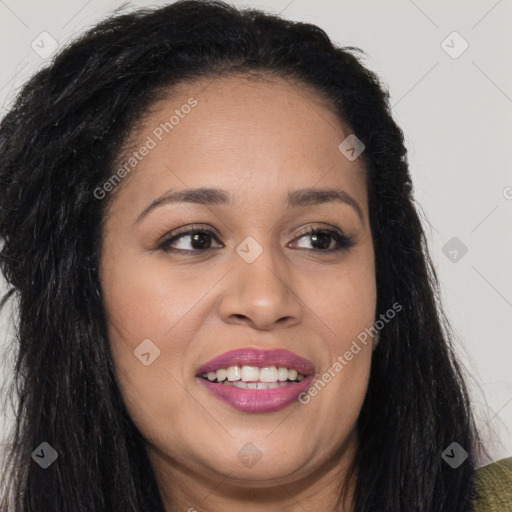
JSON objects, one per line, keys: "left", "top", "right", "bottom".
{"left": 235, "top": 230, "right": 290, "bottom": 299}
{"left": 216, "top": 230, "right": 303, "bottom": 329}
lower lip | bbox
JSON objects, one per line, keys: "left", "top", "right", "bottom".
{"left": 197, "top": 376, "right": 314, "bottom": 413}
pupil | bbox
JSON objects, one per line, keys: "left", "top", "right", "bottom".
{"left": 191, "top": 232, "right": 211, "bottom": 249}
{"left": 312, "top": 233, "right": 330, "bottom": 250}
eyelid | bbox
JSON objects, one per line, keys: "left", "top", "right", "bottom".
{"left": 164, "top": 223, "right": 220, "bottom": 238}
{"left": 293, "top": 223, "right": 344, "bottom": 238}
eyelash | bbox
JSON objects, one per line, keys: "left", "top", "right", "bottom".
{"left": 157, "top": 225, "right": 355, "bottom": 254}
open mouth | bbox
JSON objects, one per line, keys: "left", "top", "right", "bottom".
{"left": 198, "top": 365, "right": 306, "bottom": 389}
{"left": 195, "top": 347, "right": 315, "bottom": 412}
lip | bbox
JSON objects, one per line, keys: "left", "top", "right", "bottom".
{"left": 195, "top": 347, "right": 315, "bottom": 413}
{"left": 197, "top": 375, "right": 315, "bottom": 413}
{"left": 195, "top": 347, "right": 315, "bottom": 376}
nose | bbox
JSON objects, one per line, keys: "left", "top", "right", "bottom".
{"left": 216, "top": 245, "right": 304, "bottom": 331}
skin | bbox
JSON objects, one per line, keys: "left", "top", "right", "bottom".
{"left": 99, "top": 74, "right": 377, "bottom": 512}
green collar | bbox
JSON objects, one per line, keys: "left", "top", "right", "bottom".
{"left": 472, "top": 456, "right": 512, "bottom": 511}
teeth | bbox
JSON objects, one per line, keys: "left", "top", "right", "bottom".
{"left": 277, "top": 367, "right": 289, "bottom": 381}
{"left": 234, "top": 381, "right": 257, "bottom": 389}
{"left": 200, "top": 365, "right": 306, "bottom": 383}
{"left": 259, "top": 366, "right": 277, "bottom": 382}
{"left": 216, "top": 368, "right": 228, "bottom": 382}
{"left": 288, "top": 369, "right": 298, "bottom": 380}
{"left": 226, "top": 381, "right": 289, "bottom": 389}
{"left": 227, "top": 366, "right": 241, "bottom": 381}
{"left": 241, "top": 365, "right": 260, "bottom": 382}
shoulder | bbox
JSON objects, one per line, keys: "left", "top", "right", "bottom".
{"left": 472, "top": 456, "right": 512, "bottom": 512}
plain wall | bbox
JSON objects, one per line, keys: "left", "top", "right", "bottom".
{"left": 1, "top": 0, "right": 511, "bottom": 465}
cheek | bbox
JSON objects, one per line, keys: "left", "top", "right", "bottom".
{"left": 99, "top": 251, "right": 218, "bottom": 423}
{"left": 100, "top": 252, "right": 199, "bottom": 355}
{"left": 101, "top": 261, "right": 195, "bottom": 446}
{"left": 113, "top": 363, "right": 186, "bottom": 446}
{"left": 303, "top": 250, "right": 377, "bottom": 340}
{"left": 301, "top": 251, "right": 376, "bottom": 403}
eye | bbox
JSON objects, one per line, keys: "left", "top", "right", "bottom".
{"left": 158, "top": 227, "right": 223, "bottom": 253}
{"left": 289, "top": 227, "right": 355, "bottom": 252}
{"left": 158, "top": 225, "right": 355, "bottom": 254}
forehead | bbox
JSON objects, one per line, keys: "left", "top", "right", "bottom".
{"left": 108, "top": 74, "right": 367, "bottom": 217}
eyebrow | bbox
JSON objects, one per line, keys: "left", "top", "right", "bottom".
{"left": 135, "top": 186, "right": 364, "bottom": 223}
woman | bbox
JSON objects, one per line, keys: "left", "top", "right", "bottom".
{"left": 0, "top": 1, "right": 508, "bottom": 510}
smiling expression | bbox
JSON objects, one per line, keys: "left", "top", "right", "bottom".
{"left": 99, "top": 74, "right": 377, "bottom": 508}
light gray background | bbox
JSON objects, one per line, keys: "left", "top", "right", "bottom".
{"left": 1, "top": 0, "right": 511, "bottom": 466}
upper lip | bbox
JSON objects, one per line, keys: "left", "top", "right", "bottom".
{"left": 196, "top": 347, "right": 315, "bottom": 376}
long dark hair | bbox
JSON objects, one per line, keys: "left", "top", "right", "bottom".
{"left": 0, "top": 1, "right": 487, "bottom": 510}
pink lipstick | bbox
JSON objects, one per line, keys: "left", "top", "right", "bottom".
{"left": 196, "top": 347, "right": 315, "bottom": 413}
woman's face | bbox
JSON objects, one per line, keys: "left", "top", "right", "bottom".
{"left": 100, "top": 75, "right": 376, "bottom": 508}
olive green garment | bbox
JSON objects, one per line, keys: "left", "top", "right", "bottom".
{"left": 473, "top": 456, "right": 512, "bottom": 511}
